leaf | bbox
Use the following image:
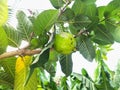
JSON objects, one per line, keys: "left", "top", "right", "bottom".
{"left": 71, "top": 72, "right": 97, "bottom": 90}
{"left": 93, "top": 24, "right": 114, "bottom": 45}
{"left": 32, "top": 48, "right": 50, "bottom": 67}
{"left": 16, "top": 11, "right": 33, "bottom": 41}
{"left": 0, "top": 0, "right": 8, "bottom": 26}
{"left": 94, "top": 61, "right": 114, "bottom": 90}
{"left": 110, "top": 27, "right": 120, "bottom": 43}
{"left": 0, "top": 26, "right": 8, "bottom": 54}
{"left": 72, "top": 0, "right": 96, "bottom": 16}
{"left": 59, "top": 54, "right": 73, "bottom": 76}
{"left": 0, "top": 57, "right": 16, "bottom": 88}
{"left": 72, "top": 15, "right": 92, "bottom": 30}
{"left": 105, "top": 15, "right": 120, "bottom": 43}
{"left": 59, "top": 8, "right": 75, "bottom": 21}
{"left": 50, "top": 0, "right": 64, "bottom": 9}
{"left": 77, "top": 36, "right": 95, "bottom": 61}
{"left": 113, "top": 60, "right": 120, "bottom": 88}
{"left": 3, "top": 24, "right": 22, "bottom": 47}
{"left": 104, "top": 0, "right": 120, "bottom": 17}
{"left": 44, "top": 61, "right": 56, "bottom": 77}
{"left": 14, "top": 56, "right": 38, "bottom": 90}
{"left": 60, "top": 76, "right": 69, "bottom": 90}
{"left": 33, "top": 9, "right": 59, "bottom": 35}
{"left": 25, "top": 48, "right": 50, "bottom": 85}
{"left": 98, "top": 6, "right": 106, "bottom": 21}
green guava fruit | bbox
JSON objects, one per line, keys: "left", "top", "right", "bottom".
{"left": 54, "top": 32, "right": 76, "bottom": 54}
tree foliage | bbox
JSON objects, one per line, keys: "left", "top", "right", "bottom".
{"left": 0, "top": 0, "right": 120, "bottom": 90}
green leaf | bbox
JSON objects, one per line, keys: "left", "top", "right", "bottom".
{"left": 0, "top": 26, "right": 8, "bottom": 54}
{"left": 33, "top": 9, "right": 59, "bottom": 35}
{"left": 93, "top": 24, "right": 114, "bottom": 45}
{"left": 72, "top": 0, "right": 96, "bottom": 16}
{"left": 59, "top": 8, "right": 75, "bottom": 21}
{"left": 0, "top": 72, "right": 13, "bottom": 88}
{"left": 105, "top": 14, "right": 120, "bottom": 43}
{"left": 60, "top": 76, "right": 69, "bottom": 90}
{"left": 0, "top": 0, "right": 8, "bottom": 26}
{"left": 77, "top": 36, "right": 95, "bottom": 61}
{"left": 98, "top": 6, "right": 106, "bottom": 21}
{"left": 104, "top": 0, "right": 120, "bottom": 17}
{"left": 3, "top": 24, "right": 22, "bottom": 47}
{"left": 44, "top": 61, "right": 56, "bottom": 77}
{"left": 95, "top": 61, "right": 114, "bottom": 90}
{"left": 59, "top": 54, "right": 73, "bottom": 76}
{"left": 72, "top": 15, "right": 92, "bottom": 30}
{"left": 110, "top": 27, "right": 120, "bottom": 43}
{"left": 113, "top": 60, "right": 120, "bottom": 88}
{"left": 16, "top": 11, "right": 33, "bottom": 41}
{"left": 84, "top": 3, "right": 97, "bottom": 19}
{"left": 50, "top": 0, "right": 64, "bottom": 9}
{"left": 0, "top": 57, "right": 16, "bottom": 88}
{"left": 33, "top": 49, "right": 50, "bottom": 67}
{"left": 71, "top": 72, "right": 97, "bottom": 90}
{"left": 25, "top": 48, "right": 50, "bottom": 85}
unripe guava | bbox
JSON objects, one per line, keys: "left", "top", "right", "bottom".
{"left": 54, "top": 32, "right": 76, "bottom": 54}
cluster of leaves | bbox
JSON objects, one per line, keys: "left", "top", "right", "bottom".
{"left": 0, "top": 0, "right": 120, "bottom": 90}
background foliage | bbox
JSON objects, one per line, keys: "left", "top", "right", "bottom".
{"left": 0, "top": 0, "right": 120, "bottom": 90}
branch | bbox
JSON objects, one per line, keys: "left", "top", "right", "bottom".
{"left": 0, "top": 48, "right": 41, "bottom": 60}
{"left": 74, "top": 29, "right": 88, "bottom": 38}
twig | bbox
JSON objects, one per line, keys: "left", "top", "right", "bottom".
{"left": 74, "top": 29, "right": 88, "bottom": 38}
{"left": 0, "top": 48, "right": 41, "bottom": 60}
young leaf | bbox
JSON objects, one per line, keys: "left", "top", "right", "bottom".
{"left": 50, "top": 0, "right": 64, "bottom": 9}
{"left": 59, "top": 54, "right": 73, "bottom": 76}
{"left": 93, "top": 24, "right": 114, "bottom": 45}
{"left": 3, "top": 24, "right": 22, "bottom": 47}
{"left": 33, "top": 9, "right": 59, "bottom": 35}
{"left": 77, "top": 36, "right": 95, "bottom": 61}
{"left": 0, "top": 26, "right": 8, "bottom": 54}
{"left": 0, "top": 0, "right": 8, "bottom": 26}
{"left": 16, "top": 11, "right": 33, "bottom": 41}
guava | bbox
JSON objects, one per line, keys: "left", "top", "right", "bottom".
{"left": 54, "top": 32, "right": 76, "bottom": 54}
{"left": 30, "top": 38, "right": 39, "bottom": 49}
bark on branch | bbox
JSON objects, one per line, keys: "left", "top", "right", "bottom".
{"left": 0, "top": 49, "right": 41, "bottom": 60}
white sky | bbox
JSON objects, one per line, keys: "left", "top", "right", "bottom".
{"left": 8, "top": 0, "right": 120, "bottom": 78}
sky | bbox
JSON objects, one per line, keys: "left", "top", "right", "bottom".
{"left": 7, "top": 0, "right": 120, "bottom": 78}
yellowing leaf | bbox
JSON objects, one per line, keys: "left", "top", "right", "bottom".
{"left": 14, "top": 56, "right": 38, "bottom": 90}
{"left": 15, "top": 56, "right": 31, "bottom": 73}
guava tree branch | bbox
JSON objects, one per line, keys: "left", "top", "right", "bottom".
{"left": 74, "top": 29, "right": 88, "bottom": 38}
{"left": 0, "top": 48, "right": 41, "bottom": 60}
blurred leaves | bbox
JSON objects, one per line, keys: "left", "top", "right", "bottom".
{"left": 0, "top": 27, "right": 8, "bottom": 54}
{"left": 0, "top": 0, "right": 8, "bottom": 26}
